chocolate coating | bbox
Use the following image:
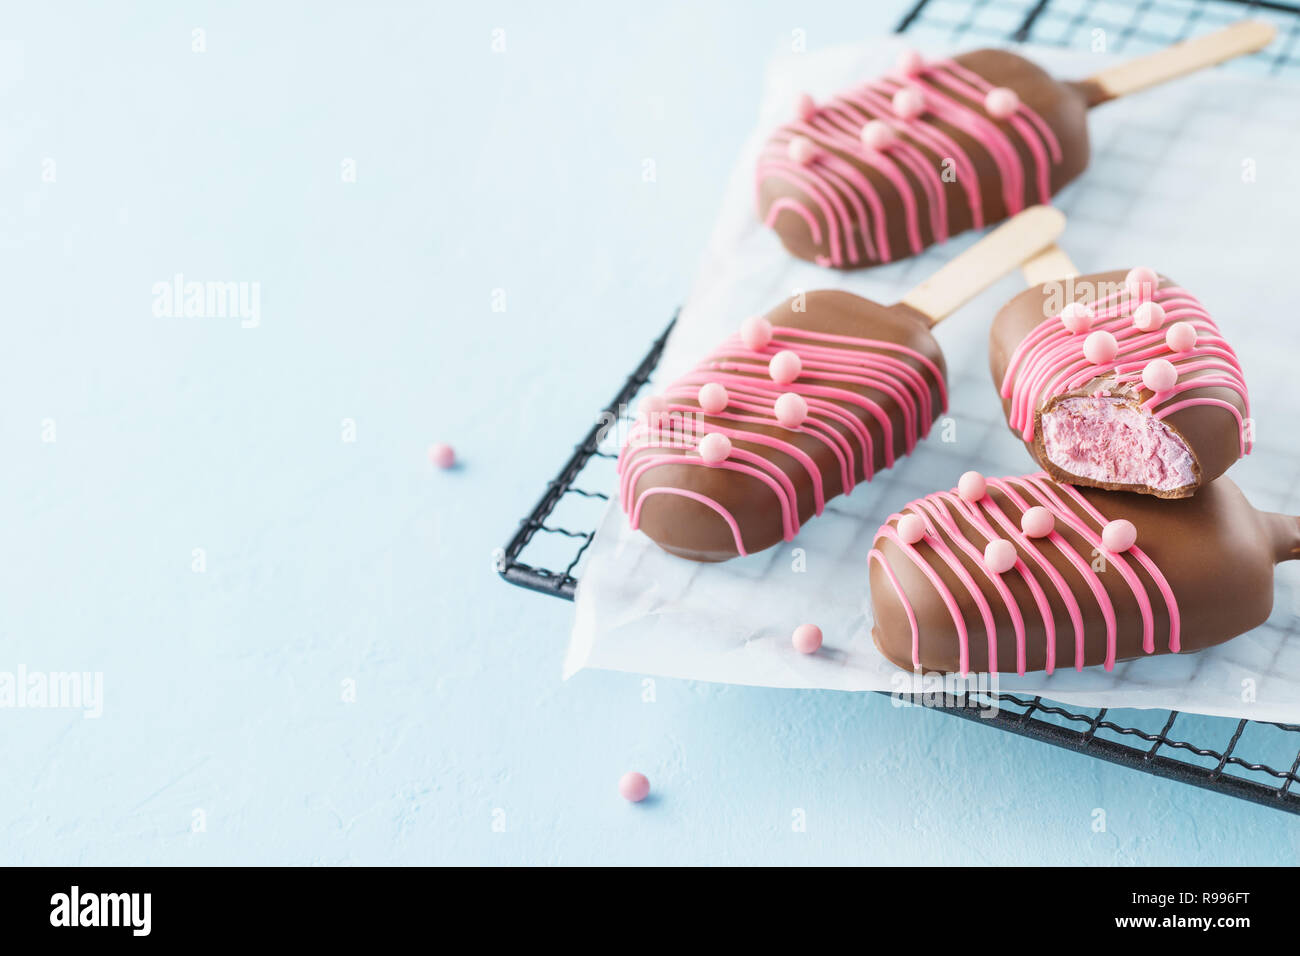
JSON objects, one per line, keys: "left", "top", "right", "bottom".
{"left": 623, "top": 291, "right": 945, "bottom": 562}
{"left": 759, "top": 49, "right": 1090, "bottom": 268}
{"left": 870, "top": 475, "right": 1298, "bottom": 674}
{"left": 990, "top": 270, "right": 1250, "bottom": 497}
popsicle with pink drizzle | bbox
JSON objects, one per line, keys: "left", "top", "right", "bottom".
{"left": 619, "top": 205, "right": 1065, "bottom": 562}
{"left": 869, "top": 471, "right": 1296, "bottom": 675}
{"left": 759, "top": 21, "right": 1275, "bottom": 269}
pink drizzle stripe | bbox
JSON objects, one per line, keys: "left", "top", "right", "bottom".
{"left": 621, "top": 325, "right": 944, "bottom": 554}
{"left": 757, "top": 59, "right": 1062, "bottom": 266}
{"left": 1001, "top": 284, "right": 1251, "bottom": 454}
{"left": 633, "top": 488, "right": 748, "bottom": 556}
{"left": 760, "top": 160, "right": 852, "bottom": 263}
{"left": 1050, "top": 480, "right": 1182, "bottom": 653}
{"left": 848, "top": 85, "right": 984, "bottom": 229}
{"left": 932, "top": 60, "right": 1061, "bottom": 202}
{"left": 884, "top": 75, "right": 1025, "bottom": 216}
{"left": 869, "top": 549, "right": 921, "bottom": 668}
{"left": 910, "top": 493, "right": 1016, "bottom": 674}
{"left": 817, "top": 103, "right": 937, "bottom": 245}
{"left": 1020, "top": 475, "right": 1156, "bottom": 664}
{"left": 764, "top": 198, "right": 822, "bottom": 244}
{"left": 870, "top": 472, "right": 1181, "bottom": 675}
{"left": 875, "top": 526, "right": 974, "bottom": 674}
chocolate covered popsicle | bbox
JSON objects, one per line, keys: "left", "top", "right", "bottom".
{"left": 759, "top": 21, "right": 1275, "bottom": 268}
{"left": 991, "top": 254, "right": 1251, "bottom": 498}
{"left": 868, "top": 471, "right": 1297, "bottom": 675}
{"left": 619, "top": 206, "right": 1065, "bottom": 562}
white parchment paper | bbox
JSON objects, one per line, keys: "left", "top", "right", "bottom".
{"left": 568, "top": 38, "right": 1300, "bottom": 723}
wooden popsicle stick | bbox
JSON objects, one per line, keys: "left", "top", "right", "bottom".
{"left": 899, "top": 205, "right": 1065, "bottom": 327}
{"left": 1020, "top": 244, "right": 1079, "bottom": 286}
{"left": 1269, "top": 512, "right": 1300, "bottom": 563}
{"left": 1082, "top": 20, "right": 1276, "bottom": 106}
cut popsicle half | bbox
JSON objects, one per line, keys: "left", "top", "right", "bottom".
{"left": 991, "top": 247, "right": 1252, "bottom": 498}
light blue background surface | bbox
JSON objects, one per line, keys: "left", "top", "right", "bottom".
{"left": 2, "top": 0, "right": 1298, "bottom": 864}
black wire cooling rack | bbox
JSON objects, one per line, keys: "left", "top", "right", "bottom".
{"left": 497, "top": 0, "right": 1300, "bottom": 816}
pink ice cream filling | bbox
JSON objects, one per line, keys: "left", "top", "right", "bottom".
{"left": 1039, "top": 396, "right": 1197, "bottom": 492}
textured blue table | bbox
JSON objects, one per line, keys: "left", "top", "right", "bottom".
{"left": 2, "top": 0, "right": 1297, "bottom": 864}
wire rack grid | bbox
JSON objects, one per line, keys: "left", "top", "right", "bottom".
{"left": 497, "top": 0, "right": 1300, "bottom": 816}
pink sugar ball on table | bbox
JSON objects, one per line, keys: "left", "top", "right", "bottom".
{"left": 428, "top": 443, "right": 456, "bottom": 469}
{"left": 619, "top": 771, "right": 650, "bottom": 803}
{"left": 792, "top": 624, "right": 823, "bottom": 654}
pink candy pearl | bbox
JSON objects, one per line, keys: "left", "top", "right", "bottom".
{"left": 769, "top": 349, "right": 802, "bottom": 384}
{"left": 859, "top": 120, "right": 898, "bottom": 151}
{"left": 792, "top": 623, "right": 823, "bottom": 654}
{"left": 788, "top": 135, "right": 818, "bottom": 165}
{"left": 697, "top": 382, "right": 728, "bottom": 414}
{"left": 619, "top": 771, "right": 650, "bottom": 803}
{"left": 698, "top": 432, "right": 731, "bottom": 465}
{"left": 774, "top": 392, "right": 808, "bottom": 429}
{"left": 740, "top": 315, "right": 774, "bottom": 350}
{"left": 984, "top": 87, "right": 1020, "bottom": 119}
{"left": 428, "top": 443, "right": 455, "bottom": 469}
{"left": 641, "top": 394, "right": 668, "bottom": 415}
{"left": 897, "top": 513, "right": 927, "bottom": 545}
{"left": 983, "top": 539, "right": 1018, "bottom": 574}
{"left": 1142, "top": 358, "right": 1178, "bottom": 393}
{"left": 958, "top": 470, "right": 987, "bottom": 502}
{"left": 1166, "top": 321, "right": 1197, "bottom": 352}
{"left": 1126, "top": 266, "right": 1159, "bottom": 302}
{"left": 797, "top": 92, "right": 817, "bottom": 121}
{"left": 1083, "top": 330, "right": 1118, "bottom": 365}
{"left": 1059, "top": 301, "right": 1094, "bottom": 334}
{"left": 892, "top": 87, "right": 926, "bottom": 119}
{"left": 1132, "top": 301, "right": 1166, "bottom": 332}
{"left": 896, "top": 49, "right": 925, "bottom": 76}
{"left": 1102, "top": 519, "right": 1137, "bottom": 553}
{"left": 1021, "top": 505, "right": 1054, "bottom": 538}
